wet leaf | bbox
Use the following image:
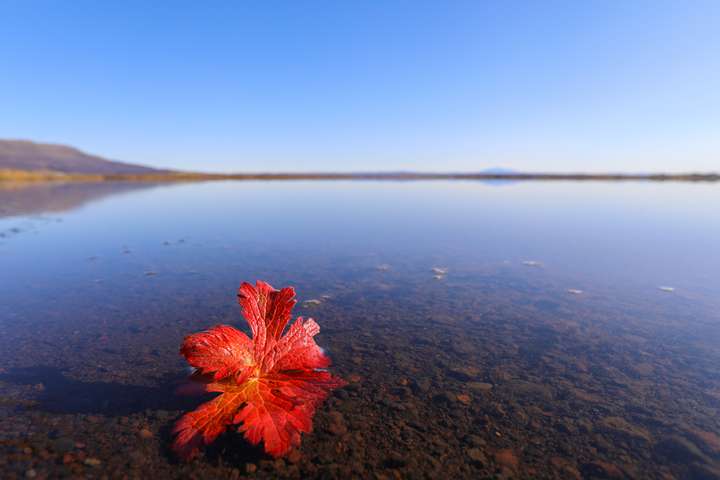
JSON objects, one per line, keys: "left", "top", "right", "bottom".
{"left": 173, "top": 280, "right": 345, "bottom": 459}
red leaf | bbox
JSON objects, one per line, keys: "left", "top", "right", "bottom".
{"left": 172, "top": 281, "right": 345, "bottom": 460}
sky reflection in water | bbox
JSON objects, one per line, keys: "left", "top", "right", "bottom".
{"left": 1, "top": 180, "right": 719, "bottom": 478}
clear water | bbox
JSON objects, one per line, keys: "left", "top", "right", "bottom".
{"left": 1, "top": 180, "right": 719, "bottom": 479}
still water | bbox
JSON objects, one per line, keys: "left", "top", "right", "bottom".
{"left": 1, "top": 180, "right": 719, "bottom": 479}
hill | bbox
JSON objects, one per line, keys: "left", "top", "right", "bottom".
{"left": 0, "top": 140, "right": 166, "bottom": 175}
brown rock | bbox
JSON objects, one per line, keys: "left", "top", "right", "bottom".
{"left": 655, "top": 435, "right": 707, "bottom": 463}
{"left": 467, "top": 448, "right": 487, "bottom": 465}
{"left": 467, "top": 382, "right": 493, "bottom": 394}
{"left": 582, "top": 461, "right": 623, "bottom": 478}
{"left": 494, "top": 449, "right": 519, "bottom": 471}
{"left": 550, "top": 457, "right": 581, "bottom": 480}
{"left": 456, "top": 393, "right": 472, "bottom": 405}
{"left": 570, "top": 387, "right": 602, "bottom": 403}
{"left": 688, "top": 428, "right": 720, "bottom": 454}
{"left": 287, "top": 449, "right": 302, "bottom": 464}
{"left": 508, "top": 380, "right": 553, "bottom": 400}
{"left": 632, "top": 363, "right": 654, "bottom": 376}
{"left": 447, "top": 366, "right": 481, "bottom": 381}
{"left": 599, "top": 416, "right": 652, "bottom": 442}
{"left": 328, "top": 412, "right": 348, "bottom": 435}
{"left": 139, "top": 428, "right": 153, "bottom": 439}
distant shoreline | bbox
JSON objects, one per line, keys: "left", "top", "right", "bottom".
{"left": 1, "top": 169, "right": 719, "bottom": 183}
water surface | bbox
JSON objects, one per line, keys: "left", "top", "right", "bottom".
{"left": 1, "top": 180, "right": 719, "bottom": 479}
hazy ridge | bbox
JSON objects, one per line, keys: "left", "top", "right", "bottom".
{"left": 1, "top": 139, "right": 717, "bottom": 183}
{"left": 0, "top": 140, "right": 166, "bottom": 175}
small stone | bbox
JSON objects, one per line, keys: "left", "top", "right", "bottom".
{"left": 522, "top": 260, "right": 542, "bottom": 267}
{"left": 508, "top": 380, "right": 553, "bottom": 400}
{"left": 287, "top": 449, "right": 302, "bottom": 464}
{"left": 433, "top": 392, "right": 457, "bottom": 405}
{"left": 385, "top": 451, "right": 406, "bottom": 468}
{"left": 25, "top": 469, "right": 37, "bottom": 479}
{"left": 456, "top": 393, "right": 472, "bottom": 405}
{"left": 688, "top": 428, "right": 720, "bottom": 454}
{"left": 84, "top": 457, "right": 102, "bottom": 467}
{"left": 328, "top": 412, "right": 348, "bottom": 435}
{"left": 581, "top": 461, "right": 623, "bottom": 478}
{"left": 494, "top": 449, "right": 519, "bottom": 470}
{"left": 658, "top": 286, "right": 675, "bottom": 292}
{"left": 467, "top": 382, "right": 493, "bottom": 394}
{"left": 600, "top": 416, "right": 651, "bottom": 442}
{"left": 467, "top": 448, "right": 487, "bottom": 465}
{"left": 302, "top": 299, "right": 322, "bottom": 306}
{"left": 245, "top": 463, "right": 257, "bottom": 473}
{"left": 567, "top": 289, "right": 583, "bottom": 295}
{"left": 655, "top": 435, "right": 706, "bottom": 463}
{"left": 52, "top": 438, "right": 75, "bottom": 453}
{"left": 229, "top": 468, "right": 240, "bottom": 480}
{"left": 447, "top": 366, "right": 480, "bottom": 381}
{"left": 431, "top": 267, "right": 448, "bottom": 275}
{"left": 411, "top": 378, "right": 431, "bottom": 393}
{"left": 550, "top": 457, "right": 581, "bottom": 479}
{"left": 466, "top": 435, "right": 486, "bottom": 447}
{"left": 62, "top": 452, "right": 76, "bottom": 464}
{"left": 139, "top": 428, "right": 153, "bottom": 439}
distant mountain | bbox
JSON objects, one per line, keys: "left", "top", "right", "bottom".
{"left": 0, "top": 140, "right": 167, "bottom": 175}
{"left": 479, "top": 167, "right": 519, "bottom": 175}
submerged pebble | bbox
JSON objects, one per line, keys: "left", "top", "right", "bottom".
{"left": 658, "top": 286, "right": 675, "bottom": 292}
{"left": 84, "top": 458, "right": 102, "bottom": 467}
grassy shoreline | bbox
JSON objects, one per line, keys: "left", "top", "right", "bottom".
{"left": 1, "top": 169, "right": 718, "bottom": 183}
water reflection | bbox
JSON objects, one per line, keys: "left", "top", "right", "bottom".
{"left": 0, "top": 180, "right": 719, "bottom": 478}
{"left": 0, "top": 181, "right": 163, "bottom": 218}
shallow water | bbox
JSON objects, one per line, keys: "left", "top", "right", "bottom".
{"left": 1, "top": 180, "right": 719, "bottom": 479}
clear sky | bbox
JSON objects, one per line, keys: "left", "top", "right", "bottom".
{"left": 1, "top": 0, "right": 718, "bottom": 173}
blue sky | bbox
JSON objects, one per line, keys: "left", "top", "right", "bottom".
{"left": 1, "top": 1, "right": 718, "bottom": 173}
